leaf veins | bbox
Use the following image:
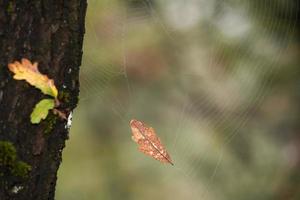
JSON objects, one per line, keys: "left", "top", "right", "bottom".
{"left": 130, "top": 119, "right": 173, "bottom": 165}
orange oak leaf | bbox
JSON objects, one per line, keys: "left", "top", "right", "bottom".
{"left": 8, "top": 58, "right": 58, "bottom": 98}
{"left": 130, "top": 119, "right": 173, "bottom": 165}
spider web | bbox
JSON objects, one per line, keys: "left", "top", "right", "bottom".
{"left": 57, "top": 0, "right": 299, "bottom": 199}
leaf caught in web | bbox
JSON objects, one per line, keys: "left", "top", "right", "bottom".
{"left": 130, "top": 119, "right": 173, "bottom": 165}
{"left": 8, "top": 58, "right": 58, "bottom": 98}
{"left": 30, "top": 99, "right": 55, "bottom": 124}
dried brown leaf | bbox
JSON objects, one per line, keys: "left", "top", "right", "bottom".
{"left": 130, "top": 119, "right": 173, "bottom": 165}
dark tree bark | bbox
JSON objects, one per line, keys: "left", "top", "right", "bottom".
{"left": 0, "top": 0, "right": 87, "bottom": 199}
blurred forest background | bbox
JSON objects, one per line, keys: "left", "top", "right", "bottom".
{"left": 56, "top": 0, "right": 300, "bottom": 199}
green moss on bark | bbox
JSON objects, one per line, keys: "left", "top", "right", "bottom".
{"left": 43, "top": 113, "right": 58, "bottom": 135}
{"left": 6, "top": 2, "right": 15, "bottom": 14}
{"left": 10, "top": 161, "right": 31, "bottom": 178}
{"left": 58, "top": 90, "right": 71, "bottom": 104}
{"left": 0, "top": 141, "right": 31, "bottom": 178}
{"left": 0, "top": 141, "right": 16, "bottom": 167}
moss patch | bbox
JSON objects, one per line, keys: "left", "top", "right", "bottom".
{"left": 58, "top": 90, "right": 71, "bottom": 104}
{"left": 43, "top": 113, "right": 58, "bottom": 135}
{"left": 0, "top": 141, "right": 31, "bottom": 178}
{"left": 6, "top": 2, "right": 15, "bottom": 14}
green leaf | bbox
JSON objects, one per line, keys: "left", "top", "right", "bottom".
{"left": 30, "top": 99, "right": 55, "bottom": 124}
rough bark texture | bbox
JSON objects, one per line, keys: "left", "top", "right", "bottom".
{"left": 0, "top": 0, "right": 87, "bottom": 199}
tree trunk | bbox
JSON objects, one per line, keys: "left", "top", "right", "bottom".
{"left": 0, "top": 0, "right": 87, "bottom": 199}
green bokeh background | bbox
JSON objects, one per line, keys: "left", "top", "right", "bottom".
{"left": 57, "top": 0, "right": 300, "bottom": 199}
